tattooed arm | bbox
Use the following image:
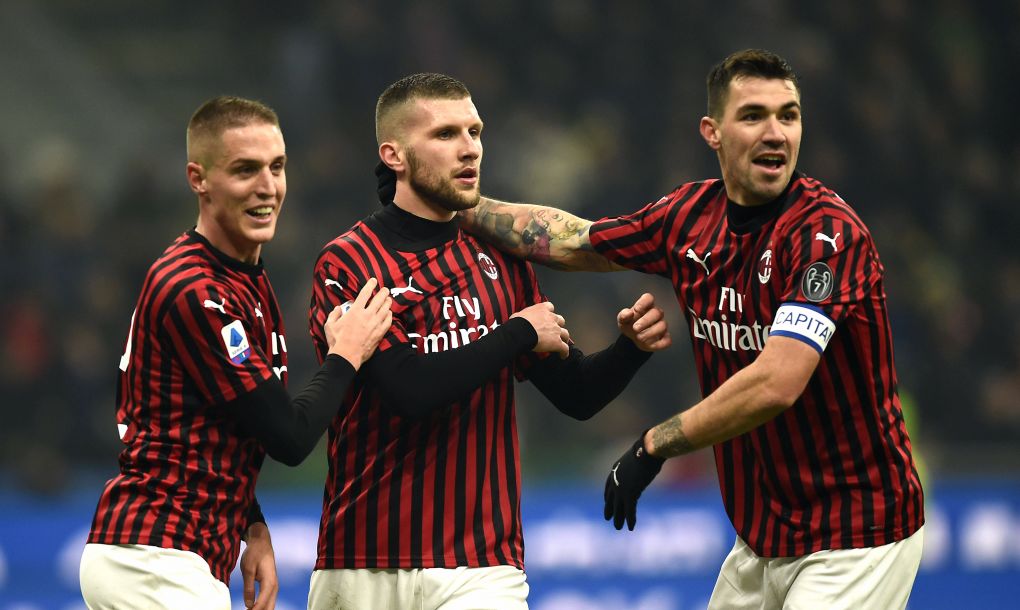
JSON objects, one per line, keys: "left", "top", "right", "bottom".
{"left": 645, "top": 336, "right": 821, "bottom": 458}
{"left": 459, "top": 197, "right": 624, "bottom": 272}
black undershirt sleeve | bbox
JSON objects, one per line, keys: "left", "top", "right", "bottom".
{"left": 527, "top": 334, "right": 652, "bottom": 420}
{"left": 244, "top": 497, "right": 266, "bottom": 537}
{"left": 361, "top": 317, "right": 538, "bottom": 419}
{"left": 226, "top": 354, "right": 356, "bottom": 467}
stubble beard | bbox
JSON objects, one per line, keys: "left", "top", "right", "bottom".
{"left": 407, "top": 149, "right": 480, "bottom": 212}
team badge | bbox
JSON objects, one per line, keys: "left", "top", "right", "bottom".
{"left": 477, "top": 252, "right": 499, "bottom": 280}
{"left": 221, "top": 320, "right": 251, "bottom": 364}
{"left": 801, "top": 262, "right": 834, "bottom": 302}
{"left": 758, "top": 249, "right": 773, "bottom": 284}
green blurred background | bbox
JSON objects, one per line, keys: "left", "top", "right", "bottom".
{"left": 1, "top": 0, "right": 1017, "bottom": 517}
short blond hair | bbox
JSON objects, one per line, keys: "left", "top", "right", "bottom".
{"left": 186, "top": 96, "right": 279, "bottom": 166}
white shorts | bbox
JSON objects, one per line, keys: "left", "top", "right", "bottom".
{"left": 708, "top": 526, "right": 924, "bottom": 610}
{"left": 80, "top": 543, "right": 231, "bottom": 610}
{"left": 308, "top": 565, "right": 529, "bottom": 610}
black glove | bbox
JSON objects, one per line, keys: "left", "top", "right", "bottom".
{"left": 603, "top": 433, "right": 665, "bottom": 530}
{"left": 375, "top": 161, "right": 397, "bottom": 205}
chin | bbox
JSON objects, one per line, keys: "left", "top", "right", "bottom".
{"left": 439, "top": 193, "right": 480, "bottom": 212}
{"left": 247, "top": 226, "right": 277, "bottom": 244}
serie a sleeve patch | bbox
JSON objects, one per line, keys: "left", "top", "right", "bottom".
{"left": 769, "top": 302, "right": 836, "bottom": 353}
{"left": 221, "top": 319, "right": 252, "bottom": 364}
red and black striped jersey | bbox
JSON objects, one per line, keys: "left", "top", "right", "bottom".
{"left": 308, "top": 206, "right": 544, "bottom": 571}
{"left": 87, "top": 230, "right": 287, "bottom": 583}
{"left": 590, "top": 173, "right": 924, "bottom": 557}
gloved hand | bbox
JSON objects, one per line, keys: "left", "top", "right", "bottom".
{"left": 603, "top": 432, "right": 664, "bottom": 530}
{"left": 375, "top": 161, "right": 397, "bottom": 205}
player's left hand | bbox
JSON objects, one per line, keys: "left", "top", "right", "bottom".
{"left": 239, "top": 522, "right": 279, "bottom": 610}
{"left": 618, "top": 293, "right": 671, "bottom": 352}
{"left": 604, "top": 433, "right": 665, "bottom": 530}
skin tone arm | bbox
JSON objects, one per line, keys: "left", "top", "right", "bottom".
{"left": 459, "top": 197, "right": 624, "bottom": 272}
{"left": 644, "top": 336, "right": 821, "bottom": 457}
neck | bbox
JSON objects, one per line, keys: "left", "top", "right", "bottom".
{"left": 195, "top": 218, "right": 261, "bottom": 264}
{"left": 392, "top": 182, "right": 456, "bottom": 222}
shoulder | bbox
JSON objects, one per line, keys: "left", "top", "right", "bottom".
{"left": 315, "top": 220, "right": 373, "bottom": 267}
{"left": 784, "top": 174, "right": 870, "bottom": 233}
{"left": 143, "top": 238, "right": 221, "bottom": 306}
{"left": 662, "top": 178, "right": 725, "bottom": 208}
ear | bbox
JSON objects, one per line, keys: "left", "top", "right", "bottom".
{"left": 379, "top": 142, "right": 405, "bottom": 174}
{"left": 186, "top": 162, "right": 207, "bottom": 196}
{"left": 700, "top": 116, "right": 721, "bottom": 151}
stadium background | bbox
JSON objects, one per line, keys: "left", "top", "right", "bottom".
{"left": 1, "top": 1, "right": 1018, "bottom": 608}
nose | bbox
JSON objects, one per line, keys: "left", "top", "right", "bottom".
{"left": 762, "top": 116, "right": 786, "bottom": 145}
{"left": 255, "top": 167, "right": 277, "bottom": 199}
{"left": 460, "top": 132, "right": 481, "bottom": 161}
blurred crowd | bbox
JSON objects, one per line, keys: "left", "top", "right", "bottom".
{"left": 2, "top": 0, "right": 1017, "bottom": 494}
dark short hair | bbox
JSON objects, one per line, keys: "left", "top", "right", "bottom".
{"left": 706, "top": 49, "right": 800, "bottom": 118}
{"left": 186, "top": 96, "right": 279, "bottom": 163}
{"left": 375, "top": 73, "right": 471, "bottom": 144}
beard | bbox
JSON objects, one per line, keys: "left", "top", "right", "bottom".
{"left": 406, "top": 149, "right": 480, "bottom": 212}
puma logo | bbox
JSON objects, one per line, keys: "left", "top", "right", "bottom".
{"left": 203, "top": 298, "right": 227, "bottom": 315}
{"left": 611, "top": 463, "right": 621, "bottom": 487}
{"left": 815, "top": 232, "right": 840, "bottom": 253}
{"left": 686, "top": 248, "right": 710, "bottom": 275}
{"left": 391, "top": 276, "right": 424, "bottom": 298}
{"left": 323, "top": 279, "right": 343, "bottom": 290}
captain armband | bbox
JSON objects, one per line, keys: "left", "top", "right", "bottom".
{"left": 768, "top": 302, "right": 836, "bottom": 354}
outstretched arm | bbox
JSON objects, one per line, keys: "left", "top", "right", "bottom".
{"left": 603, "top": 335, "right": 820, "bottom": 530}
{"left": 459, "top": 197, "right": 624, "bottom": 272}
{"left": 644, "top": 336, "right": 820, "bottom": 457}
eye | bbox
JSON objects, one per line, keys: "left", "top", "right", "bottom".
{"left": 437, "top": 130, "right": 452, "bottom": 139}
{"left": 742, "top": 112, "right": 761, "bottom": 122}
{"left": 270, "top": 161, "right": 285, "bottom": 174}
{"left": 469, "top": 128, "right": 481, "bottom": 138}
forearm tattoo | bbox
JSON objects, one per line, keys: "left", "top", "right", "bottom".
{"left": 534, "top": 209, "right": 586, "bottom": 241}
{"left": 468, "top": 199, "right": 615, "bottom": 271}
{"left": 652, "top": 414, "right": 696, "bottom": 458}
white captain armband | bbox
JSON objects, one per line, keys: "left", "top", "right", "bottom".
{"left": 768, "top": 302, "right": 836, "bottom": 354}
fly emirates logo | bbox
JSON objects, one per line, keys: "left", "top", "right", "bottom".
{"left": 689, "top": 286, "right": 770, "bottom": 352}
{"left": 408, "top": 296, "right": 500, "bottom": 354}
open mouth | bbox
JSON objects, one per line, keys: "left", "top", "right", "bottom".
{"left": 753, "top": 155, "right": 785, "bottom": 170}
{"left": 455, "top": 167, "right": 478, "bottom": 181}
{"left": 246, "top": 206, "right": 274, "bottom": 219}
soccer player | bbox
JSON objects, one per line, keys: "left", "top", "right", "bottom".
{"left": 305, "top": 73, "right": 671, "bottom": 609}
{"left": 80, "top": 96, "right": 392, "bottom": 610}
{"left": 458, "top": 49, "right": 925, "bottom": 609}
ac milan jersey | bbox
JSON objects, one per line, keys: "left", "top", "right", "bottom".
{"left": 87, "top": 230, "right": 288, "bottom": 584}
{"left": 308, "top": 206, "right": 545, "bottom": 571}
{"left": 590, "top": 173, "right": 923, "bottom": 557}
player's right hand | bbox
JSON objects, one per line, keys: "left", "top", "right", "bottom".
{"left": 324, "top": 278, "right": 392, "bottom": 369}
{"left": 510, "top": 301, "right": 570, "bottom": 359}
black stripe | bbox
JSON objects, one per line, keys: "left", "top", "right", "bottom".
{"left": 472, "top": 380, "right": 492, "bottom": 563}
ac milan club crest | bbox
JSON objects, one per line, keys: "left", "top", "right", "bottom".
{"left": 758, "top": 249, "right": 773, "bottom": 284}
{"left": 477, "top": 252, "right": 499, "bottom": 280}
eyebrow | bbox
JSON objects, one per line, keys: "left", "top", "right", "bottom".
{"left": 736, "top": 101, "right": 801, "bottom": 114}
{"left": 430, "top": 120, "right": 484, "bottom": 134}
{"left": 228, "top": 154, "right": 287, "bottom": 166}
